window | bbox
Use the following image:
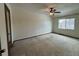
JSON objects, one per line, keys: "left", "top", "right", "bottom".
{"left": 58, "top": 19, "right": 66, "bottom": 29}
{"left": 66, "top": 18, "right": 75, "bottom": 30}
{"left": 58, "top": 18, "right": 75, "bottom": 30}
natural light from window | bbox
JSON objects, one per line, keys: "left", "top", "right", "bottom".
{"left": 58, "top": 18, "right": 75, "bottom": 30}
{"left": 58, "top": 19, "right": 66, "bottom": 29}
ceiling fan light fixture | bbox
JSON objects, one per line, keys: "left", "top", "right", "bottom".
{"left": 49, "top": 12, "right": 53, "bottom": 15}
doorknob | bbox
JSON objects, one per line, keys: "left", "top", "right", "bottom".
{"left": 0, "top": 49, "right": 6, "bottom": 54}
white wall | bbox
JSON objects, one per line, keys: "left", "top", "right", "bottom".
{"left": 0, "top": 4, "right": 8, "bottom": 56}
{"left": 53, "top": 14, "right": 79, "bottom": 38}
{"left": 11, "top": 6, "right": 53, "bottom": 41}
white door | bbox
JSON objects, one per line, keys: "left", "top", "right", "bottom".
{"left": 0, "top": 37, "right": 5, "bottom": 56}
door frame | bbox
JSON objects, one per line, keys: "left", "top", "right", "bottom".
{"left": 4, "top": 4, "right": 12, "bottom": 56}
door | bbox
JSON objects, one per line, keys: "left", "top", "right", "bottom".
{"left": 0, "top": 37, "right": 5, "bottom": 56}
{"left": 4, "top": 4, "right": 12, "bottom": 55}
{"left": 0, "top": 38, "right": 1, "bottom": 56}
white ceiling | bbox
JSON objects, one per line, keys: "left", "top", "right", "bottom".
{"left": 10, "top": 3, "right": 79, "bottom": 17}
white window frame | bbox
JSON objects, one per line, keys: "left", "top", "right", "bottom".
{"left": 58, "top": 18, "right": 75, "bottom": 30}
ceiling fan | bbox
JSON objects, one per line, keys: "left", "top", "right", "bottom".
{"left": 41, "top": 4, "right": 61, "bottom": 16}
{"left": 49, "top": 7, "right": 61, "bottom": 16}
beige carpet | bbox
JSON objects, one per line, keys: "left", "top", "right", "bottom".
{"left": 10, "top": 33, "right": 79, "bottom": 56}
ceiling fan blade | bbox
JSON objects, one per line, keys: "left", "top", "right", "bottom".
{"left": 54, "top": 11, "right": 61, "bottom": 13}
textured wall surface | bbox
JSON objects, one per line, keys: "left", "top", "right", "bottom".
{"left": 11, "top": 6, "right": 53, "bottom": 41}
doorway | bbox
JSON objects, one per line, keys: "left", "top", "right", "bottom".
{"left": 4, "top": 4, "right": 12, "bottom": 55}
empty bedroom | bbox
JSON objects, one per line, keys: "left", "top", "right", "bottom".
{"left": 0, "top": 3, "right": 79, "bottom": 56}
